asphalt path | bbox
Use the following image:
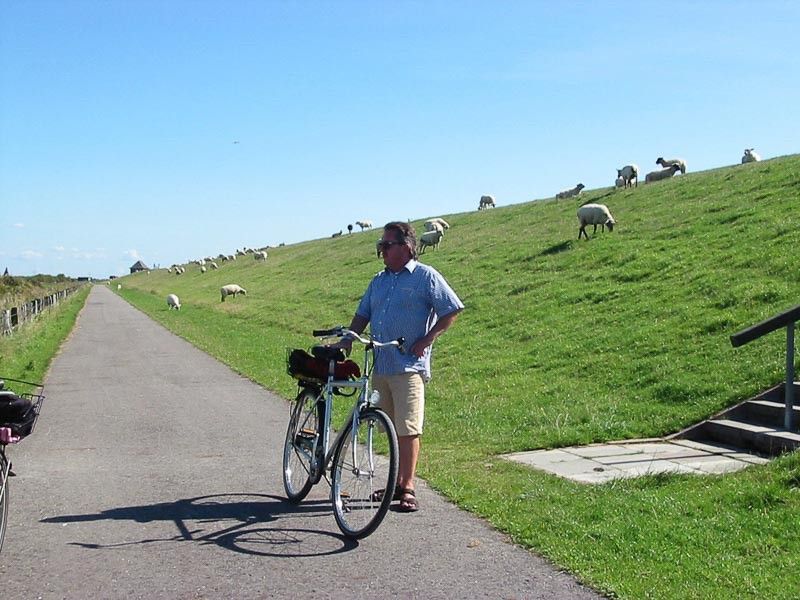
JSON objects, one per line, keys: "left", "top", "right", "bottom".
{"left": 0, "top": 285, "right": 602, "bottom": 599}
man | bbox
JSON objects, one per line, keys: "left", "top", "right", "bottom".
{"left": 340, "top": 221, "right": 463, "bottom": 512}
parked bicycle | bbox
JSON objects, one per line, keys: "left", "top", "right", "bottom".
{"left": 283, "top": 327, "right": 403, "bottom": 539}
{"left": 0, "top": 376, "right": 45, "bottom": 553}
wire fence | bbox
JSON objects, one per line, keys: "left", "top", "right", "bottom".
{"left": 1, "top": 286, "right": 83, "bottom": 336}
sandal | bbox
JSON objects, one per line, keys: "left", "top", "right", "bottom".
{"left": 371, "top": 485, "right": 403, "bottom": 503}
{"left": 397, "top": 488, "right": 418, "bottom": 512}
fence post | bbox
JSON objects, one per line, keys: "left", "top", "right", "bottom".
{"left": 787, "top": 322, "right": 796, "bottom": 430}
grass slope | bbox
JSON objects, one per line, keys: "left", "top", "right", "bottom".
{"left": 117, "top": 155, "right": 800, "bottom": 599}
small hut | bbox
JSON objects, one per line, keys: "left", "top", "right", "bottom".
{"left": 130, "top": 260, "right": 149, "bottom": 274}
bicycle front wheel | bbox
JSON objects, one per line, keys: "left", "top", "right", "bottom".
{"left": 0, "top": 453, "right": 9, "bottom": 553}
{"left": 331, "top": 408, "right": 398, "bottom": 539}
{"left": 282, "top": 387, "right": 323, "bottom": 503}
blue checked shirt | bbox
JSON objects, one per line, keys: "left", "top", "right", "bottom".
{"left": 356, "top": 260, "right": 464, "bottom": 380}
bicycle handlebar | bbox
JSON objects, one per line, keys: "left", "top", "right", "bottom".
{"left": 312, "top": 326, "right": 404, "bottom": 351}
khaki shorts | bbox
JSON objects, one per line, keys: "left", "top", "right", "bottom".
{"left": 372, "top": 373, "right": 425, "bottom": 437}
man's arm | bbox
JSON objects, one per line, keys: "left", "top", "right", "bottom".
{"left": 409, "top": 309, "right": 462, "bottom": 358}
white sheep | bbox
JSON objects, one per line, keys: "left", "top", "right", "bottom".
{"left": 355, "top": 220, "right": 373, "bottom": 230}
{"left": 577, "top": 203, "right": 616, "bottom": 240}
{"left": 253, "top": 251, "right": 268, "bottom": 261}
{"left": 478, "top": 195, "right": 496, "bottom": 210}
{"left": 167, "top": 294, "right": 181, "bottom": 310}
{"left": 617, "top": 164, "right": 639, "bottom": 188}
{"left": 424, "top": 218, "right": 450, "bottom": 231}
{"left": 656, "top": 157, "right": 686, "bottom": 174}
{"left": 200, "top": 265, "right": 207, "bottom": 273}
{"left": 556, "top": 183, "right": 585, "bottom": 200}
{"left": 220, "top": 284, "right": 247, "bottom": 302}
{"left": 645, "top": 164, "right": 681, "bottom": 183}
{"left": 210, "top": 261, "right": 219, "bottom": 269}
{"left": 418, "top": 229, "right": 443, "bottom": 254}
{"left": 741, "top": 148, "right": 761, "bottom": 164}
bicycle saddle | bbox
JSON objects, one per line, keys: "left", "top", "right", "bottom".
{"left": 311, "top": 345, "right": 346, "bottom": 362}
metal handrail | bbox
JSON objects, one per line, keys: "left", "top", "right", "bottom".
{"left": 730, "top": 303, "right": 799, "bottom": 430}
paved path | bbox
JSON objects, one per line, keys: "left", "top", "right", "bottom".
{"left": 0, "top": 285, "right": 601, "bottom": 599}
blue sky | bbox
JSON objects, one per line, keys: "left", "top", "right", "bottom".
{"left": 2, "top": 1, "right": 798, "bottom": 279}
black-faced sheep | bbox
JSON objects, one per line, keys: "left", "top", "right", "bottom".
{"left": 656, "top": 157, "right": 686, "bottom": 174}
{"left": 617, "top": 164, "right": 639, "bottom": 188}
{"left": 741, "top": 148, "right": 761, "bottom": 164}
{"left": 577, "top": 203, "right": 616, "bottom": 240}
{"left": 556, "top": 183, "right": 585, "bottom": 200}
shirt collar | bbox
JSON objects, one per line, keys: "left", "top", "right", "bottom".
{"left": 385, "top": 259, "right": 418, "bottom": 275}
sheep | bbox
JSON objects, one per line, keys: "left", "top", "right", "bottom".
{"left": 200, "top": 265, "right": 207, "bottom": 273}
{"left": 331, "top": 230, "right": 342, "bottom": 238}
{"left": 616, "top": 164, "right": 639, "bottom": 188}
{"left": 656, "top": 157, "right": 686, "bottom": 174}
{"left": 418, "top": 229, "right": 443, "bottom": 254}
{"left": 741, "top": 148, "right": 761, "bottom": 164}
{"left": 556, "top": 183, "right": 585, "bottom": 200}
{"left": 424, "top": 218, "right": 450, "bottom": 231}
{"left": 210, "top": 261, "right": 219, "bottom": 269}
{"left": 644, "top": 164, "right": 681, "bottom": 183}
{"left": 577, "top": 203, "right": 616, "bottom": 240}
{"left": 347, "top": 224, "right": 353, "bottom": 234}
{"left": 355, "top": 220, "right": 373, "bottom": 230}
{"left": 166, "top": 294, "right": 181, "bottom": 310}
{"left": 478, "top": 195, "right": 496, "bottom": 210}
{"left": 253, "top": 251, "right": 268, "bottom": 261}
{"left": 220, "top": 284, "right": 247, "bottom": 302}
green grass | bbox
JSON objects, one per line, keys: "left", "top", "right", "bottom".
{"left": 117, "top": 155, "right": 800, "bottom": 599}
{"left": 0, "top": 286, "right": 90, "bottom": 390}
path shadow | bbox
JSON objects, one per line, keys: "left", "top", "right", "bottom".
{"left": 41, "top": 492, "right": 358, "bottom": 557}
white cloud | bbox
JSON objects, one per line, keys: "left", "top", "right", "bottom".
{"left": 13, "top": 223, "right": 24, "bottom": 228}
{"left": 53, "top": 245, "right": 65, "bottom": 252}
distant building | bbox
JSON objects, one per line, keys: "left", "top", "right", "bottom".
{"left": 130, "top": 260, "right": 149, "bottom": 274}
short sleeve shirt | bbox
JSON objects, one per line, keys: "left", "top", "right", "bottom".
{"left": 355, "top": 260, "right": 464, "bottom": 380}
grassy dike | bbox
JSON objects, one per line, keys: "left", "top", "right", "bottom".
{"left": 117, "top": 155, "right": 800, "bottom": 599}
{"left": 0, "top": 286, "right": 90, "bottom": 387}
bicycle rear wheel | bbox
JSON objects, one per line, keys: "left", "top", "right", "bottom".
{"left": 331, "top": 408, "right": 398, "bottom": 539}
{"left": 0, "top": 453, "right": 9, "bottom": 553}
{"left": 282, "top": 387, "right": 323, "bottom": 503}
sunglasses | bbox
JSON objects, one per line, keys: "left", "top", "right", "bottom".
{"left": 376, "top": 240, "right": 404, "bottom": 250}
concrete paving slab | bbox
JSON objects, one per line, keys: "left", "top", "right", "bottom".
{"left": 502, "top": 439, "right": 770, "bottom": 484}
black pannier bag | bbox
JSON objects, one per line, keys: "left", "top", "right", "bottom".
{"left": 0, "top": 391, "right": 37, "bottom": 437}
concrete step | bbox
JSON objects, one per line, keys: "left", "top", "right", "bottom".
{"left": 701, "top": 419, "right": 800, "bottom": 456}
{"left": 730, "top": 399, "right": 800, "bottom": 428}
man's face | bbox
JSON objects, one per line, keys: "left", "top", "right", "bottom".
{"left": 378, "top": 229, "right": 410, "bottom": 272}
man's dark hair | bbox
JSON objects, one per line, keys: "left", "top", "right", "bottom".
{"left": 384, "top": 221, "right": 417, "bottom": 259}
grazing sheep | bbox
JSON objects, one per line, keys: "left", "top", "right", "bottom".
{"left": 577, "top": 203, "right": 616, "bottom": 240}
{"left": 556, "top": 183, "right": 585, "bottom": 200}
{"left": 645, "top": 164, "right": 681, "bottom": 183}
{"left": 200, "top": 265, "right": 207, "bottom": 273}
{"left": 424, "top": 218, "right": 450, "bottom": 231}
{"left": 253, "top": 251, "right": 268, "bottom": 261}
{"left": 167, "top": 294, "right": 181, "bottom": 310}
{"left": 617, "top": 164, "right": 639, "bottom": 188}
{"left": 355, "top": 220, "right": 373, "bottom": 230}
{"left": 210, "top": 261, "right": 218, "bottom": 269}
{"left": 331, "top": 230, "right": 342, "bottom": 238}
{"left": 418, "top": 229, "right": 443, "bottom": 254}
{"left": 656, "top": 157, "right": 687, "bottom": 174}
{"left": 220, "top": 284, "right": 247, "bottom": 302}
{"left": 478, "top": 195, "right": 496, "bottom": 210}
{"left": 741, "top": 148, "right": 761, "bottom": 163}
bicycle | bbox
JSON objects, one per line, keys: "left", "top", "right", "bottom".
{"left": 0, "top": 376, "right": 45, "bottom": 553}
{"left": 283, "top": 327, "right": 403, "bottom": 539}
